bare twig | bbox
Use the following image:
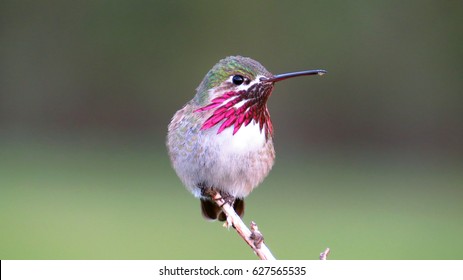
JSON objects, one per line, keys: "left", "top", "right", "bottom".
{"left": 207, "top": 190, "right": 276, "bottom": 260}
{"left": 319, "top": 247, "right": 330, "bottom": 260}
{"left": 250, "top": 221, "right": 264, "bottom": 249}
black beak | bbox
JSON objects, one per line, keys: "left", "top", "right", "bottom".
{"left": 261, "top": 69, "right": 327, "bottom": 83}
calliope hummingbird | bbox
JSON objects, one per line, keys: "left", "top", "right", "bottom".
{"left": 167, "top": 56, "right": 326, "bottom": 221}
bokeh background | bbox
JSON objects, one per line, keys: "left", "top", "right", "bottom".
{"left": 1, "top": 1, "right": 462, "bottom": 259}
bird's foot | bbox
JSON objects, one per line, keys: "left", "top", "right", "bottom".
{"left": 219, "top": 192, "right": 235, "bottom": 206}
{"left": 199, "top": 186, "right": 235, "bottom": 207}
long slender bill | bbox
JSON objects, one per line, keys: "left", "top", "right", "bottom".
{"left": 261, "top": 69, "right": 327, "bottom": 83}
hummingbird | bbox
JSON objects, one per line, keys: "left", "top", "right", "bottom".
{"left": 167, "top": 56, "right": 326, "bottom": 221}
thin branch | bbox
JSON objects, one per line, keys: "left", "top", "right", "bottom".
{"left": 319, "top": 247, "right": 330, "bottom": 260}
{"left": 207, "top": 189, "right": 276, "bottom": 260}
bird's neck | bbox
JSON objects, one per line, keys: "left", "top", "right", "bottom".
{"left": 195, "top": 87, "right": 273, "bottom": 138}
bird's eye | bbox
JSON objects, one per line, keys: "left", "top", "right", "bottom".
{"left": 232, "top": 75, "right": 244, "bottom": 85}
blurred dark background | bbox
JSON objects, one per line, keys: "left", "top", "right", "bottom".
{"left": 1, "top": 1, "right": 462, "bottom": 259}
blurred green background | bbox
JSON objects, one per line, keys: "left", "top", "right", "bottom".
{"left": 1, "top": 1, "right": 462, "bottom": 259}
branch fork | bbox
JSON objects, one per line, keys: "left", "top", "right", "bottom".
{"left": 207, "top": 189, "right": 275, "bottom": 260}
{"left": 206, "top": 189, "right": 330, "bottom": 260}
